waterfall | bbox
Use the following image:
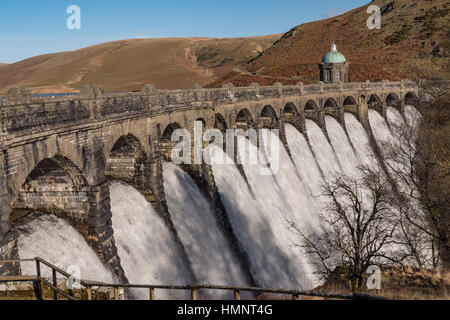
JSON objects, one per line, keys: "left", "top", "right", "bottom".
{"left": 284, "top": 124, "right": 324, "bottom": 199}
{"left": 110, "top": 182, "right": 193, "bottom": 299}
{"left": 207, "top": 139, "right": 320, "bottom": 291}
{"left": 16, "top": 214, "right": 113, "bottom": 283}
{"left": 368, "top": 109, "right": 396, "bottom": 146}
{"left": 305, "top": 119, "right": 342, "bottom": 178}
{"left": 162, "top": 162, "right": 250, "bottom": 297}
{"left": 13, "top": 105, "right": 424, "bottom": 298}
{"left": 344, "top": 113, "right": 375, "bottom": 166}
{"left": 324, "top": 116, "right": 361, "bottom": 177}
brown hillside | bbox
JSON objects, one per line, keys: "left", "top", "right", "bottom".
{"left": 209, "top": 0, "right": 450, "bottom": 87}
{"left": 0, "top": 36, "right": 279, "bottom": 94}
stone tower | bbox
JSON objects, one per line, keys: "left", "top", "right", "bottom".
{"left": 319, "top": 42, "right": 348, "bottom": 83}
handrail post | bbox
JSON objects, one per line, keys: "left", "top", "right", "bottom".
{"left": 35, "top": 259, "right": 43, "bottom": 300}
{"left": 191, "top": 288, "right": 198, "bottom": 300}
{"left": 86, "top": 286, "right": 92, "bottom": 300}
{"left": 52, "top": 268, "right": 58, "bottom": 300}
{"left": 149, "top": 288, "right": 155, "bottom": 300}
{"left": 114, "top": 286, "right": 120, "bottom": 300}
{"left": 292, "top": 294, "right": 299, "bottom": 300}
{"left": 234, "top": 290, "right": 241, "bottom": 300}
{"left": 67, "top": 277, "right": 74, "bottom": 297}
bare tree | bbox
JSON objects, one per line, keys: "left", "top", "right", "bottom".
{"left": 288, "top": 165, "right": 406, "bottom": 292}
{"left": 381, "top": 88, "right": 450, "bottom": 270}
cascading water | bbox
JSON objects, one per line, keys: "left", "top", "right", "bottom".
{"left": 207, "top": 139, "right": 320, "bottom": 291}
{"left": 13, "top": 105, "right": 423, "bottom": 298}
{"left": 368, "top": 109, "right": 396, "bottom": 146}
{"left": 162, "top": 162, "right": 250, "bottom": 296}
{"left": 324, "top": 116, "right": 361, "bottom": 177}
{"left": 305, "top": 119, "right": 342, "bottom": 178}
{"left": 344, "top": 113, "right": 375, "bottom": 166}
{"left": 284, "top": 124, "right": 324, "bottom": 199}
{"left": 16, "top": 214, "right": 113, "bottom": 283}
{"left": 110, "top": 182, "right": 193, "bottom": 299}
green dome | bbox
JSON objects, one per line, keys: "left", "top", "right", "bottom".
{"left": 321, "top": 43, "right": 346, "bottom": 64}
{"left": 322, "top": 51, "right": 346, "bottom": 63}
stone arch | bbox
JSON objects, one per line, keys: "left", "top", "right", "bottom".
{"left": 105, "top": 134, "right": 148, "bottom": 185}
{"left": 324, "top": 97, "right": 338, "bottom": 109}
{"left": 109, "top": 135, "right": 147, "bottom": 161}
{"left": 283, "top": 102, "right": 298, "bottom": 115}
{"left": 235, "top": 108, "right": 254, "bottom": 129}
{"left": 162, "top": 122, "right": 183, "bottom": 142}
{"left": 195, "top": 118, "right": 206, "bottom": 127}
{"left": 343, "top": 96, "right": 357, "bottom": 106}
{"left": 386, "top": 93, "right": 400, "bottom": 107}
{"left": 10, "top": 151, "right": 126, "bottom": 282}
{"left": 8, "top": 139, "right": 88, "bottom": 204}
{"left": 404, "top": 92, "right": 418, "bottom": 106}
{"left": 214, "top": 113, "right": 228, "bottom": 133}
{"left": 261, "top": 105, "right": 278, "bottom": 119}
{"left": 161, "top": 122, "right": 186, "bottom": 162}
{"left": 11, "top": 154, "right": 89, "bottom": 225}
{"left": 304, "top": 100, "right": 318, "bottom": 111}
{"left": 21, "top": 156, "right": 88, "bottom": 193}
{"left": 260, "top": 105, "right": 278, "bottom": 128}
{"left": 368, "top": 94, "right": 382, "bottom": 105}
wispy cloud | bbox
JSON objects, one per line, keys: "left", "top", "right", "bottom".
{"left": 322, "top": 9, "right": 347, "bottom": 19}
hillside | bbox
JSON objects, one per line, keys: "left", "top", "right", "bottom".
{"left": 209, "top": 0, "right": 450, "bottom": 87}
{"left": 0, "top": 36, "right": 279, "bottom": 94}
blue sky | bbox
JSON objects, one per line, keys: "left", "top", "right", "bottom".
{"left": 0, "top": 0, "right": 369, "bottom": 63}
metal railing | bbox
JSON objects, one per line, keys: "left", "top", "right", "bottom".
{"left": 0, "top": 258, "right": 387, "bottom": 300}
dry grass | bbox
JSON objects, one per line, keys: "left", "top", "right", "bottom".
{"left": 0, "top": 36, "right": 279, "bottom": 94}
{"left": 303, "top": 267, "right": 450, "bottom": 300}
{"left": 210, "top": 0, "right": 450, "bottom": 87}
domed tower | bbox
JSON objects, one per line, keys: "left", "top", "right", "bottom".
{"left": 319, "top": 42, "right": 348, "bottom": 83}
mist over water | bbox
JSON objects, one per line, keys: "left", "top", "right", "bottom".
{"left": 14, "top": 106, "right": 423, "bottom": 298}
{"left": 110, "top": 182, "right": 193, "bottom": 299}
{"left": 17, "top": 214, "right": 113, "bottom": 283}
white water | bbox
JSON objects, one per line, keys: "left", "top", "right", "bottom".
{"left": 16, "top": 214, "right": 113, "bottom": 283}
{"left": 368, "top": 109, "right": 396, "bottom": 146}
{"left": 387, "top": 107, "right": 404, "bottom": 128}
{"left": 207, "top": 140, "right": 320, "bottom": 291}
{"left": 285, "top": 124, "right": 324, "bottom": 198}
{"left": 344, "top": 113, "right": 375, "bottom": 166}
{"left": 162, "top": 162, "right": 249, "bottom": 295}
{"left": 110, "top": 182, "right": 193, "bottom": 299}
{"left": 305, "top": 119, "right": 342, "bottom": 178}
{"left": 325, "top": 116, "right": 361, "bottom": 177}
{"left": 14, "top": 106, "right": 425, "bottom": 298}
